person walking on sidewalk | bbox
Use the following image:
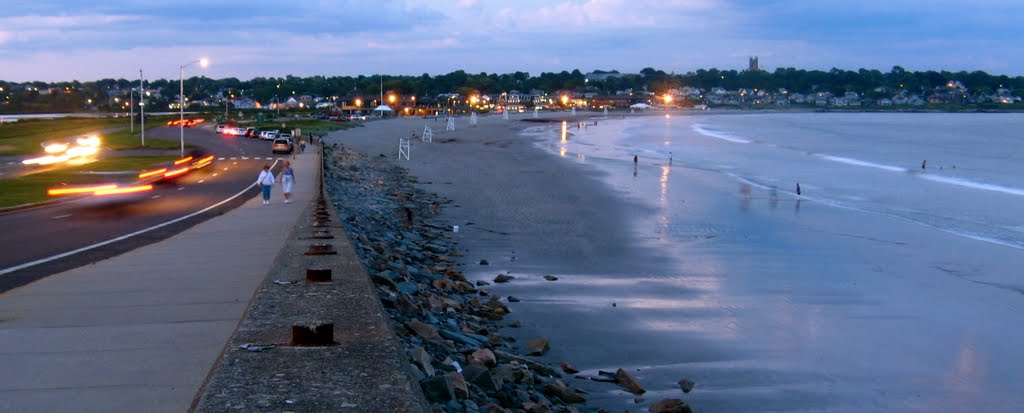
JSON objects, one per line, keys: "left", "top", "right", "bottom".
{"left": 256, "top": 164, "right": 275, "bottom": 205}
{"left": 280, "top": 161, "right": 295, "bottom": 203}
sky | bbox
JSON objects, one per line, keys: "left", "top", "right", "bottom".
{"left": 1, "top": 0, "right": 1022, "bottom": 82}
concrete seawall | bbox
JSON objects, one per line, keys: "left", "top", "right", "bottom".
{"left": 192, "top": 150, "right": 429, "bottom": 413}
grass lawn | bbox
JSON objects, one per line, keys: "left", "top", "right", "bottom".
{"left": 103, "top": 126, "right": 182, "bottom": 150}
{"left": 249, "top": 119, "right": 359, "bottom": 137}
{"left": 0, "top": 155, "right": 177, "bottom": 208}
{"left": 0, "top": 117, "right": 182, "bottom": 155}
{"left": 0, "top": 118, "right": 123, "bottom": 155}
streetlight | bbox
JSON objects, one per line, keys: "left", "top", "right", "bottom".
{"left": 179, "top": 58, "right": 209, "bottom": 157}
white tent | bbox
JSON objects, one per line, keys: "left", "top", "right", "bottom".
{"left": 629, "top": 103, "right": 652, "bottom": 109}
{"left": 374, "top": 104, "right": 393, "bottom": 116}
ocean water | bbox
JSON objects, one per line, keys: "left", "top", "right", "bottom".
{"left": 514, "top": 112, "right": 1024, "bottom": 412}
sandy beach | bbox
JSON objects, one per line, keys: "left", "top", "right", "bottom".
{"left": 325, "top": 111, "right": 1024, "bottom": 412}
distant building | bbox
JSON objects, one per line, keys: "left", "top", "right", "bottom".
{"left": 748, "top": 56, "right": 760, "bottom": 72}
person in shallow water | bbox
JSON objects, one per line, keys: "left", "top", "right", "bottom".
{"left": 796, "top": 183, "right": 802, "bottom": 196}
{"left": 922, "top": 160, "right": 927, "bottom": 169}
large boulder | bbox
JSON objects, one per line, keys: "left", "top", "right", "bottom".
{"left": 461, "top": 364, "right": 502, "bottom": 392}
{"left": 677, "top": 378, "right": 695, "bottom": 393}
{"left": 405, "top": 319, "right": 440, "bottom": 340}
{"left": 469, "top": 348, "right": 498, "bottom": 367}
{"left": 615, "top": 368, "right": 646, "bottom": 394}
{"left": 526, "top": 337, "right": 550, "bottom": 356}
{"left": 419, "top": 375, "right": 455, "bottom": 402}
{"left": 409, "top": 346, "right": 435, "bottom": 376}
{"left": 648, "top": 398, "right": 693, "bottom": 413}
{"left": 493, "top": 273, "right": 515, "bottom": 283}
{"left": 542, "top": 380, "right": 586, "bottom": 404}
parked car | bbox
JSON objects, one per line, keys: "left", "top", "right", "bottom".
{"left": 279, "top": 133, "right": 292, "bottom": 140}
{"left": 245, "top": 127, "right": 257, "bottom": 138}
{"left": 349, "top": 114, "right": 366, "bottom": 121}
{"left": 271, "top": 138, "right": 293, "bottom": 154}
{"left": 215, "top": 124, "right": 231, "bottom": 134}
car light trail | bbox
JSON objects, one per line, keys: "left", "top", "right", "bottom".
{"left": 94, "top": 185, "right": 153, "bottom": 196}
{"left": 47, "top": 184, "right": 118, "bottom": 196}
{"left": 164, "top": 167, "right": 190, "bottom": 178}
{"left": 139, "top": 168, "right": 168, "bottom": 179}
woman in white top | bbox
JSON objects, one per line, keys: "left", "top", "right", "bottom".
{"left": 255, "top": 164, "right": 275, "bottom": 205}
{"left": 280, "top": 161, "right": 295, "bottom": 203}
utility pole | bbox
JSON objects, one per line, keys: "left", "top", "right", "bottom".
{"left": 140, "top": 69, "right": 145, "bottom": 146}
{"left": 130, "top": 84, "right": 135, "bottom": 133}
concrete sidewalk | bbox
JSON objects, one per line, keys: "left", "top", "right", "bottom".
{"left": 0, "top": 149, "right": 318, "bottom": 412}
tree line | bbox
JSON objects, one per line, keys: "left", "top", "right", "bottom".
{"left": 2, "top": 66, "right": 1022, "bottom": 113}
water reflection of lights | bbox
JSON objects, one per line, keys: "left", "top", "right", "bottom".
{"left": 560, "top": 121, "right": 568, "bottom": 142}
{"left": 559, "top": 147, "right": 567, "bottom": 157}
{"left": 659, "top": 165, "right": 670, "bottom": 204}
{"left": 641, "top": 318, "right": 739, "bottom": 339}
{"left": 946, "top": 337, "right": 985, "bottom": 394}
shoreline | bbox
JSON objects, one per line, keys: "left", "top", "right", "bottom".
{"left": 323, "top": 113, "right": 694, "bottom": 412}
{"left": 323, "top": 111, "right": 1024, "bottom": 412}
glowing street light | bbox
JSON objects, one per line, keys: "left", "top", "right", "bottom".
{"left": 560, "top": 95, "right": 569, "bottom": 107}
{"left": 355, "top": 98, "right": 362, "bottom": 107}
{"left": 388, "top": 95, "right": 396, "bottom": 104}
{"left": 179, "top": 58, "right": 209, "bottom": 157}
{"left": 663, "top": 95, "right": 673, "bottom": 104}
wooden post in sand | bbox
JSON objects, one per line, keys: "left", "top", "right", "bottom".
{"left": 470, "top": 112, "right": 478, "bottom": 126}
{"left": 446, "top": 117, "right": 456, "bottom": 131}
{"left": 503, "top": 110, "right": 509, "bottom": 120}
{"left": 533, "top": 108, "right": 539, "bottom": 118}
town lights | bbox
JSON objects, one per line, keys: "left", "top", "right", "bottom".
{"left": 664, "top": 95, "right": 673, "bottom": 104}
{"left": 560, "top": 95, "right": 569, "bottom": 106}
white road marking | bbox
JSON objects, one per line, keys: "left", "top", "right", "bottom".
{"left": 151, "top": 195, "right": 161, "bottom": 199}
{"left": 241, "top": 157, "right": 249, "bottom": 160}
{"left": 198, "top": 179, "right": 205, "bottom": 183}
{"left": 218, "top": 157, "right": 225, "bottom": 160}
{"left": 0, "top": 159, "right": 280, "bottom": 277}
{"left": 177, "top": 187, "right": 185, "bottom": 190}
{"left": 230, "top": 157, "right": 237, "bottom": 160}
{"left": 52, "top": 214, "right": 71, "bottom": 219}
{"left": 212, "top": 173, "right": 218, "bottom": 177}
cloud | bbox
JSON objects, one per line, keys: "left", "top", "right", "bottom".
{"left": 1, "top": 0, "right": 1023, "bottom": 81}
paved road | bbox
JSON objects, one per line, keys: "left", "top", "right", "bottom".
{"left": 0, "top": 125, "right": 299, "bottom": 292}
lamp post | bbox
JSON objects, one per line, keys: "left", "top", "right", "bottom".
{"left": 179, "top": 58, "right": 209, "bottom": 157}
{"left": 140, "top": 69, "right": 145, "bottom": 146}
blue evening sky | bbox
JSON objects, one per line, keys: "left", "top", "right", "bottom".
{"left": 1, "top": 0, "right": 1021, "bottom": 82}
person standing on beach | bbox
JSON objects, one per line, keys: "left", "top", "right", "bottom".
{"left": 256, "top": 164, "right": 275, "bottom": 205}
{"left": 280, "top": 161, "right": 295, "bottom": 203}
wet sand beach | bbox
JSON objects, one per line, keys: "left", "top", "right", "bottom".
{"left": 325, "top": 112, "right": 1024, "bottom": 412}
